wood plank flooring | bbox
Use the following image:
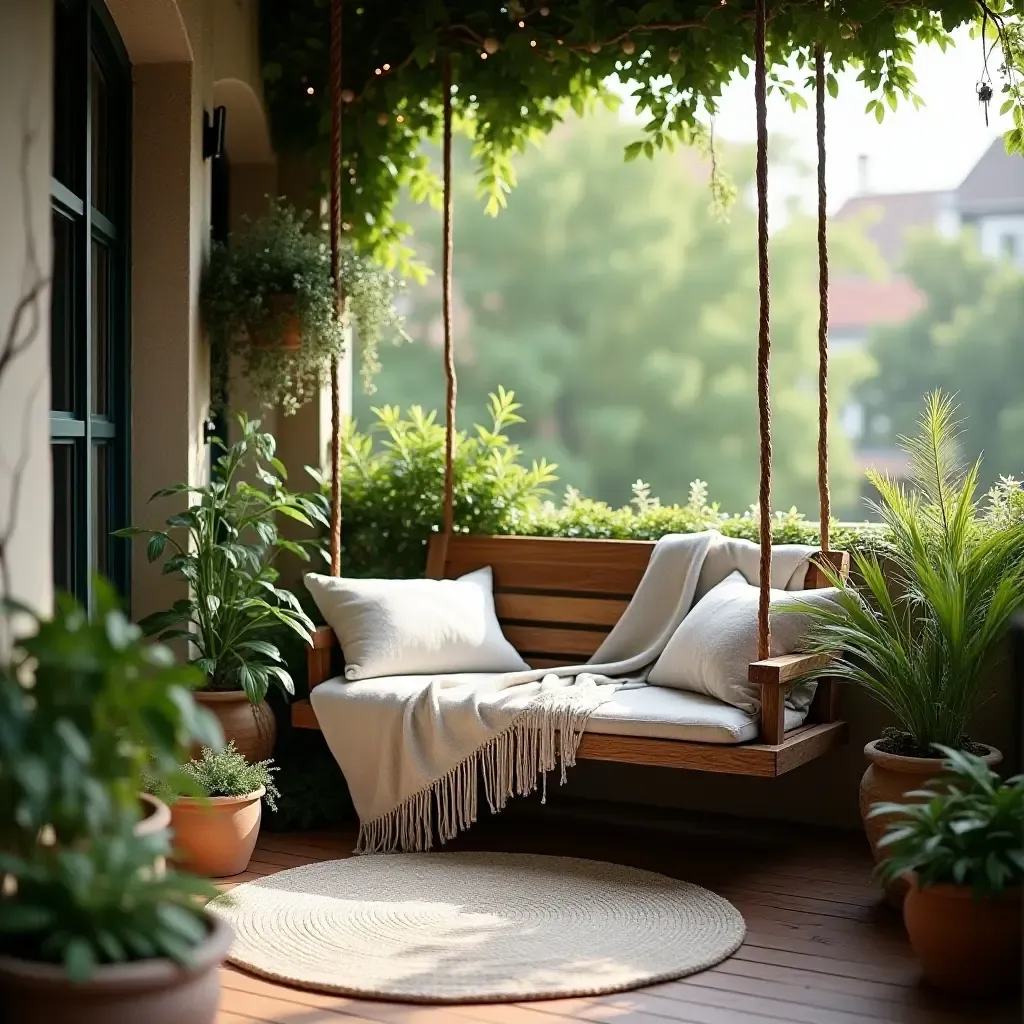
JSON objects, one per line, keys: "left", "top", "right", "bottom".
{"left": 216, "top": 809, "right": 1020, "bottom": 1024}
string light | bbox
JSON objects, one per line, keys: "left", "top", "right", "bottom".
{"left": 341, "top": 89, "right": 355, "bottom": 103}
{"left": 540, "top": 5, "right": 550, "bottom": 14}
{"left": 621, "top": 39, "right": 636, "bottom": 55}
{"left": 396, "top": 114, "right": 404, "bottom": 122}
{"left": 374, "top": 68, "right": 382, "bottom": 75}
{"left": 483, "top": 36, "right": 500, "bottom": 54}
{"left": 518, "top": 20, "right": 525, "bottom": 27}
{"left": 376, "top": 111, "right": 389, "bottom": 125}
{"left": 530, "top": 39, "right": 537, "bottom": 47}
{"left": 481, "top": 51, "right": 488, "bottom": 59}
{"left": 306, "top": 86, "right": 315, "bottom": 94}
{"left": 383, "top": 63, "right": 391, "bottom": 70}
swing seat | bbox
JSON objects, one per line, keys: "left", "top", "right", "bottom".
{"left": 292, "top": 535, "right": 849, "bottom": 777}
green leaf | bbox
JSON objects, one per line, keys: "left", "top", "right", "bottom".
{"left": 0, "top": 903, "right": 55, "bottom": 933}
{"left": 64, "top": 937, "right": 97, "bottom": 982}
{"left": 147, "top": 533, "right": 168, "bottom": 563}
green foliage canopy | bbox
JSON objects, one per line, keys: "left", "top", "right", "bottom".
{"left": 261, "top": 0, "right": 1023, "bottom": 267}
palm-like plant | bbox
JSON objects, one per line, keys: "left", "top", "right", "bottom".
{"left": 801, "top": 392, "right": 1024, "bottom": 754}
{"left": 116, "top": 415, "right": 328, "bottom": 703}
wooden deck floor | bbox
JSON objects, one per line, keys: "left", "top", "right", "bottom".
{"left": 215, "top": 808, "right": 1020, "bottom": 1024}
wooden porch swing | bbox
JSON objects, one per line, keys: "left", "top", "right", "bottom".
{"left": 292, "top": 0, "right": 850, "bottom": 777}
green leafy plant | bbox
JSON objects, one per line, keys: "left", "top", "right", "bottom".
{"left": 201, "top": 199, "right": 405, "bottom": 414}
{"left": 0, "top": 583, "right": 223, "bottom": 980}
{"left": 176, "top": 742, "right": 281, "bottom": 812}
{"left": 871, "top": 746, "right": 1024, "bottom": 897}
{"left": 799, "top": 392, "right": 1024, "bottom": 754}
{"left": 328, "top": 390, "right": 886, "bottom": 580}
{"left": 260, "top": 1, "right": 1024, "bottom": 270}
{"left": 116, "top": 414, "right": 327, "bottom": 704}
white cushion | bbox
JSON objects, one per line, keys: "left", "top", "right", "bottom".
{"left": 310, "top": 676, "right": 807, "bottom": 747}
{"left": 648, "top": 570, "right": 842, "bottom": 715}
{"left": 585, "top": 684, "right": 807, "bottom": 745}
{"left": 304, "top": 567, "right": 529, "bottom": 681}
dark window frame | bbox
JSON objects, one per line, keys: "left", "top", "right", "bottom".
{"left": 50, "top": 0, "right": 132, "bottom": 609}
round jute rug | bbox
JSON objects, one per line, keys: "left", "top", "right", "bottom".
{"left": 211, "top": 852, "right": 745, "bottom": 1003}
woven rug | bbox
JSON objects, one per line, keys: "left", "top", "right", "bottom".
{"left": 212, "top": 852, "right": 745, "bottom": 1003}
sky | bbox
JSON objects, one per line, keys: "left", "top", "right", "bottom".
{"left": 619, "top": 26, "right": 1013, "bottom": 215}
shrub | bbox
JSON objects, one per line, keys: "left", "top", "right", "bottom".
{"left": 327, "top": 392, "right": 887, "bottom": 580}
{"left": 178, "top": 742, "right": 280, "bottom": 812}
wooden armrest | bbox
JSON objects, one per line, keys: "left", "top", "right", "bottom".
{"left": 308, "top": 626, "right": 339, "bottom": 690}
{"left": 749, "top": 652, "right": 836, "bottom": 746}
{"left": 748, "top": 652, "right": 834, "bottom": 687}
{"left": 311, "top": 625, "right": 338, "bottom": 650}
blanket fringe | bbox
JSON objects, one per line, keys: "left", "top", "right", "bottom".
{"left": 355, "top": 688, "right": 600, "bottom": 854}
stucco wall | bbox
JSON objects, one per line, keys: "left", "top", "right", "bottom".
{"left": 0, "top": 0, "right": 53, "bottom": 619}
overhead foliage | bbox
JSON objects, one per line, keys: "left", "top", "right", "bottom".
{"left": 261, "top": 0, "right": 1023, "bottom": 269}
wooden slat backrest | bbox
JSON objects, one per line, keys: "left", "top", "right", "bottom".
{"left": 428, "top": 535, "right": 656, "bottom": 667}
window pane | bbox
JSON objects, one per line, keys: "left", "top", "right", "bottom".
{"left": 52, "top": 443, "right": 75, "bottom": 594}
{"left": 51, "top": 210, "right": 76, "bottom": 412}
{"left": 52, "top": 1, "right": 80, "bottom": 190}
{"left": 90, "top": 57, "right": 109, "bottom": 216}
{"left": 92, "top": 444, "right": 109, "bottom": 579}
{"left": 91, "top": 240, "right": 109, "bottom": 414}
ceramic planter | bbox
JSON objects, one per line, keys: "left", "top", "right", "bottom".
{"left": 904, "top": 876, "right": 1021, "bottom": 994}
{"left": 171, "top": 787, "right": 265, "bottom": 877}
{"left": 860, "top": 739, "right": 1002, "bottom": 905}
{"left": 193, "top": 690, "right": 275, "bottom": 762}
{"left": 248, "top": 293, "right": 302, "bottom": 351}
{"left": 0, "top": 912, "right": 232, "bottom": 1024}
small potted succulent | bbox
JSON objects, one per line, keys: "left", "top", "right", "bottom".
{"left": 117, "top": 415, "right": 326, "bottom": 762}
{"left": 160, "top": 742, "right": 280, "bottom": 878}
{"left": 872, "top": 747, "right": 1022, "bottom": 994}
{"left": 800, "top": 394, "right": 1024, "bottom": 901}
{"left": 201, "top": 198, "right": 406, "bottom": 415}
{"left": 0, "top": 582, "right": 231, "bottom": 1024}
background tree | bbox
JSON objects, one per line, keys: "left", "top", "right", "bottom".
{"left": 859, "top": 232, "right": 1024, "bottom": 487}
{"left": 355, "top": 113, "right": 876, "bottom": 516}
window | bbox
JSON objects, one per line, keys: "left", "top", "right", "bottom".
{"left": 1001, "top": 233, "right": 1019, "bottom": 263}
{"left": 50, "top": 0, "right": 131, "bottom": 606}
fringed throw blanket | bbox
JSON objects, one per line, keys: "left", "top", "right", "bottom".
{"left": 310, "top": 532, "right": 806, "bottom": 853}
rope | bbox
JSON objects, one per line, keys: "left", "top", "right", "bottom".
{"left": 815, "top": 43, "right": 831, "bottom": 554}
{"left": 328, "top": 0, "right": 343, "bottom": 575}
{"left": 754, "top": 0, "right": 772, "bottom": 661}
{"left": 441, "top": 54, "right": 457, "bottom": 538}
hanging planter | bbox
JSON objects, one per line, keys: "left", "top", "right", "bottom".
{"left": 201, "top": 199, "right": 406, "bottom": 416}
{"left": 247, "top": 293, "right": 304, "bottom": 352}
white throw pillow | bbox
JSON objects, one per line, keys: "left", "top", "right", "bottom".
{"left": 647, "top": 570, "right": 842, "bottom": 714}
{"left": 304, "top": 567, "right": 529, "bottom": 681}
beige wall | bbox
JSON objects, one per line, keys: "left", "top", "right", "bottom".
{"left": 0, "top": 0, "right": 53, "bottom": 621}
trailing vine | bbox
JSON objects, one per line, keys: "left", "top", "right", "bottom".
{"left": 261, "top": 0, "right": 1023, "bottom": 271}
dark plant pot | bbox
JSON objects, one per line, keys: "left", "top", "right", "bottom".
{"left": 0, "top": 913, "right": 233, "bottom": 1024}
{"left": 193, "top": 690, "right": 275, "bottom": 762}
{"left": 860, "top": 739, "right": 1002, "bottom": 907}
{"left": 904, "top": 876, "right": 1021, "bottom": 994}
{"left": 247, "top": 293, "right": 302, "bottom": 351}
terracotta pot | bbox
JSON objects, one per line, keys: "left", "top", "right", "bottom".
{"left": 171, "top": 787, "right": 264, "bottom": 878}
{"left": 0, "top": 912, "right": 232, "bottom": 1024}
{"left": 248, "top": 293, "right": 302, "bottom": 351}
{"left": 193, "top": 690, "right": 275, "bottom": 762}
{"left": 904, "top": 876, "right": 1021, "bottom": 994}
{"left": 860, "top": 739, "right": 1002, "bottom": 905}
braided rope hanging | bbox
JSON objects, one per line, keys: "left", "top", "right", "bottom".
{"left": 815, "top": 43, "right": 831, "bottom": 554}
{"left": 441, "top": 54, "right": 458, "bottom": 541}
{"left": 754, "top": 0, "right": 773, "bottom": 662}
{"left": 328, "top": 0, "right": 343, "bottom": 575}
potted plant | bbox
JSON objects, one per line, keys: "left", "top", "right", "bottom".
{"left": 800, "top": 393, "right": 1024, "bottom": 901}
{"left": 871, "top": 747, "right": 1022, "bottom": 994}
{"left": 201, "top": 198, "right": 406, "bottom": 415}
{"left": 159, "top": 742, "right": 280, "bottom": 878}
{"left": 116, "top": 415, "right": 326, "bottom": 762}
{"left": 0, "top": 582, "right": 232, "bottom": 1024}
